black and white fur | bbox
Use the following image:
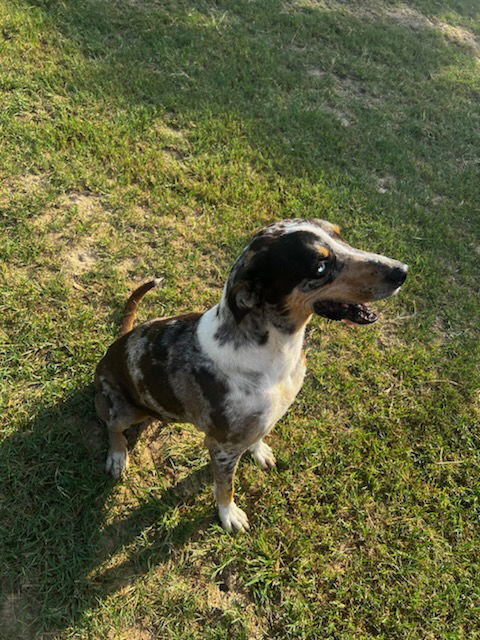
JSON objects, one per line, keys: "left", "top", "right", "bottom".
{"left": 95, "top": 218, "right": 407, "bottom": 532}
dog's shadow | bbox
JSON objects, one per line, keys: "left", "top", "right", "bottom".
{"left": 0, "top": 385, "right": 213, "bottom": 637}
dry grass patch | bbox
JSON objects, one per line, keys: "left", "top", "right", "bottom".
{"left": 205, "top": 578, "right": 266, "bottom": 640}
{"left": 64, "top": 245, "right": 98, "bottom": 275}
{"left": 15, "top": 174, "right": 43, "bottom": 193}
{"left": 289, "top": 0, "right": 480, "bottom": 58}
{"left": 33, "top": 191, "right": 120, "bottom": 280}
{"left": 436, "top": 22, "right": 480, "bottom": 55}
{"left": 107, "top": 628, "right": 153, "bottom": 640}
{"left": 376, "top": 175, "right": 396, "bottom": 194}
{"left": 334, "top": 74, "right": 383, "bottom": 108}
{"left": 116, "top": 256, "right": 143, "bottom": 280}
{"left": 384, "top": 4, "right": 435, "bottom": 29}
{"left": 387, "top": 5, "right": 479, "bottom": 55}
{"left": 34, "top": 191, "right": 113, "bottom": 234}
{"left": 0, "top": 173, "right": 44, "bottom": 207}
{"left": 305, "top": 66, "right": 326, "bottom": 79}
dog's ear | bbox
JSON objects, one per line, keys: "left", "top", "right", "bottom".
{"left": 227, "top": 277, "right": 259, "bottom": 324}
{"left": 226, "top": 233, "right": 276, "bottom": 323}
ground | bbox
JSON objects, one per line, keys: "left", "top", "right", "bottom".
{"left": 0, "top": 0, "right": 479, "bottom": 638}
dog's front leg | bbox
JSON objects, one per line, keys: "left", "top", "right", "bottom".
{"left": 249, "top": 439, "right": 276, "bottom": 469}
{"left": 208, "top": 443, "right": 249, "bottom": 533}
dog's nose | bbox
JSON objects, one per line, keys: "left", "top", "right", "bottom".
{"left": 386, "top": 264, "right": 408, "bottom": 286}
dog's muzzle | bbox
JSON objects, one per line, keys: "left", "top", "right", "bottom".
{"left": 313, "top": 263, "right": 408, "bottom": 325}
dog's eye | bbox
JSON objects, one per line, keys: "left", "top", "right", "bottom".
{"left": 316, "top": 262, "right": 328, "bottom": 276}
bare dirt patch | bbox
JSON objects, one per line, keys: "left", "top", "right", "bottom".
{"left": 376, "top": 175, "right": 396, "bottom": 194}
{"left": 34, "top": 191, "right": 113, "bottom": 233}
{"left": 387, "top": 5, "right": 479, "bottom": 54}
{"left": 117, "top": 256, "right": 142, "bottom": 279}
{"left": 437, "top": 22, "right": 480, "bottom": 55}
{"left": 291, "top": 1, "right": 480, "bottom": 58}
{"left": 16, "top": 174, "right": 43, "bottom": 193}
{"left": 107, "top": 628, "right": 153, "bottom": 640}
{"left": 333, "top": 75, "right": 383, "bottom": 109}
{"left": 32, "top": 191, "right": 119, "bottom": 281}
{"left": 0, "top": 173, "right": 44, "bottom": 207}
{"left": 64, "top": 246, "right": 98, "bottom": 275}
{"left": 161, "top": 147, "right": 187, "bottom": 162}
{"left": 328, "top": 107, "right": 351, "bottom": 127}
{"left": 385, "top": 5, "right": 434, "bottom": 29}
{"left": 306, "top": 66, "right": 326, "bottom": 79}
{"left": 206, "top": 570, "right": 266, "bottom": 639}
{"left": 57, "top": 191, "right": 109, "bottom": 222}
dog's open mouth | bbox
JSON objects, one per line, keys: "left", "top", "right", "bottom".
{"left": 313, "top": 300, "right": 378, "bottom": 325}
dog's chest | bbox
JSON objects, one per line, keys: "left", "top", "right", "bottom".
{"left": 266, "top": 352, "right": 306, "bottom": 426}
{"left": 227, "top": 350, "right": 306, "bottom": 434}
{"left": 196, "top": 308, "right": 308, "bottom": 439}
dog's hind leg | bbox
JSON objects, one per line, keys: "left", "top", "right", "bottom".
{"left": 106, "top": 432, "right": 127, "bottom": 478}
{"left": 208, "top": 443, "right": 249, "bottom": 533}
{"left": 95, "top": 387, "right": 149, "bottom": 479}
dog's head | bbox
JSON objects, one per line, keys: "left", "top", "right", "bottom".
{"left": 226, "top": 218, "right": 407, "bottom": 330}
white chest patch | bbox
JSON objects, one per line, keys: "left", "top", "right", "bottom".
{"left": 197, "top": 307, "right": 307, "bottom": 439}
{"left": 267, "top": 357, "right": 306, "bottom": 428}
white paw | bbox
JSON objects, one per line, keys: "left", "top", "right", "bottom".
{"left": 250, "top": 441, "right": 276, "bottom": 469}
{"left": 105, "top": 449, "right": 129, "bottom": 479}
{"left": 218, "top": 502, "right": 250, "bottom": 533}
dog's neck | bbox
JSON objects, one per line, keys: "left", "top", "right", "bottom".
{"left": 219, "top": 286, "right": 308, "bottom": 337}
{"left": 197, "top": 289, "right": 309, "bottom": 380}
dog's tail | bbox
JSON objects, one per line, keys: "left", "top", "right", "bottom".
{"left": 118, "top": 278, "right": 163, "bottom": 337}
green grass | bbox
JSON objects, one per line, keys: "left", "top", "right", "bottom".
{"left": 0, "top": 0, "right": 479, "bottom": 637}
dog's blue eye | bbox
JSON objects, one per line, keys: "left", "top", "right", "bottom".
{"left": 316, "top": 262, "right": 327, "bottom": 276}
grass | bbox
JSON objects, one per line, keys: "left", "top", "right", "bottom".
{"left": 0, "top": 0, "right": 479, "bottom": 637}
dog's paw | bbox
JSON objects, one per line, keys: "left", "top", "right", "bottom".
{"left": 105, "top": 449, "right": 129, "bottom": 479}
{"left": 250, "top": 440, "right": 276, "bottom": 470}
{"left": 218, "top": 502, "right": 250, "bottom": 533}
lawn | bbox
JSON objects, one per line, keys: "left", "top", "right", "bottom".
{"left": 0, "top": 0, "right": 479, "bottom": 638}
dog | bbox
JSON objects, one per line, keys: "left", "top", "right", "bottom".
{"left": 95, "top": 218, "right": 407, "bottom": 532}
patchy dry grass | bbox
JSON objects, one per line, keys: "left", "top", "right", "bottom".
{"left": 0, "top": 0, "right": 479, "bottom": 638}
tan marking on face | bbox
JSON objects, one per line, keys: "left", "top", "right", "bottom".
{"left": 331, "top": 224, "right": 341, "bottom": 235}
{"left": 284, "top": 287, "right": 315, "bottom": 329}
{"left": 318, "top": 246, "right": 330, "bottom": 257}
{"left": 316, "top": 257, "right": 386, "bottom": 304}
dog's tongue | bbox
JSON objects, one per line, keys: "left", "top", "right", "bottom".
{"left": 313, "top": 301, "right": 378, "bottom": 325}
